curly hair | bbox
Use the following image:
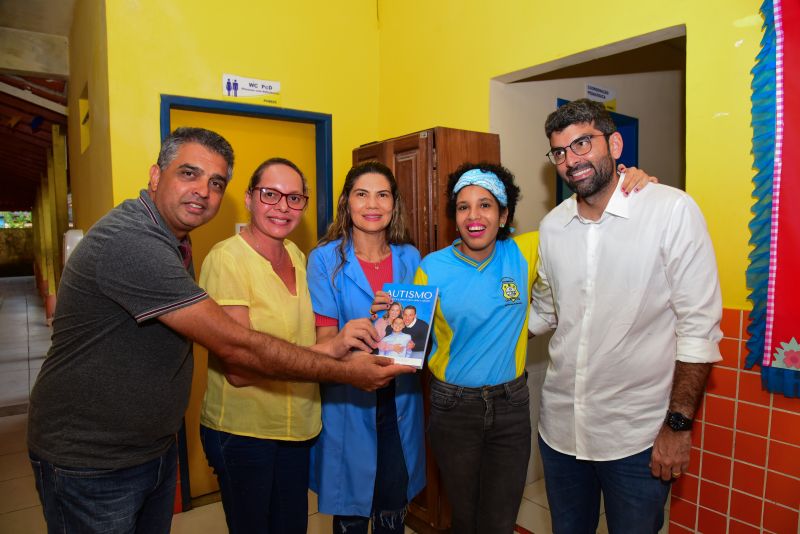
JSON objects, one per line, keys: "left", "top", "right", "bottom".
{"left": 445, "top": 162, "right": 520, "bottom": 241}
{"left": 544, "top": 98, "right": 617, "bottom": 138}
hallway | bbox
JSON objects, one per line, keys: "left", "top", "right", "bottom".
{"left": 0, "top": 277, "right": 48, "bottom": 414}
{"left": 0, "top": 276, "right": 49, "bottom": 532}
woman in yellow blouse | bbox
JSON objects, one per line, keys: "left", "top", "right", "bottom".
{"left": 198, "top": 158, "right": 371, "bottom": 533}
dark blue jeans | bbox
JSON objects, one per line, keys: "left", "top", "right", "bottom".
{"left": 333, "top": 381, "right": 409, "bottom": 534}
{"left": 200, "top": 426, "right": 312, "bottom": 534}
{"left": 428, "top": 374, "right": 531, "bottom": 534}
{"left": 29, "top": 442, "right": 177, "bottom": 534}
{"left": 538, "top": 435, "right": 672, "bottom": 534}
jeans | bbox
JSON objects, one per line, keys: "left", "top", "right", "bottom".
{"left": 200, "top": 426, "right": 313, "bottom": 534}
{"left": 333, "top": 381, "right": 409, "bottom": 534}
{"left": 29, "top": 442, "right": 177, "bottom": 534}
{"left": 538, "top": 435, "right": 672, "bottom": 534}
{"left": 428, "top": 374, "right": 531, "bottom": 534}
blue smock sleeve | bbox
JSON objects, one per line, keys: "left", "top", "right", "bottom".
{"left": 307, "top": 245, "right": 341, "bottom": 323}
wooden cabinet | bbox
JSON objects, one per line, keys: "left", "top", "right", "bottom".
{"left": 354, "top": 127, "right": 500, "bottom": 258}
{"left": 353, "top": 127, "right": 500, "bottom": 533}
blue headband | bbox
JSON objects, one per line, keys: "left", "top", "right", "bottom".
{"left": 452, "top": 169, "right": 508, "bottom": 207}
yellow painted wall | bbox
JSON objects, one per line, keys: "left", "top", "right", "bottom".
{"left": 377, "top": 0, "right": 760, "bottom": 310}
{"left": 83, "top": 0, "right": 759, "bottom": 310}
{"left": 103, "top": 0, "right": 381, "bottom": 207}
{"left": 68, "top": 0, "right": 113, "bottom": 230}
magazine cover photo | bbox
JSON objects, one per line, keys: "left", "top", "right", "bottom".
{"left": 373, "top": 283, "right": 438, "bottom": 368}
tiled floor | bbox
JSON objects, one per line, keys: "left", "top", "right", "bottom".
{"left": 0, "top": 277, "right": 49, "bottom": 413}
{"left": 0, "top": 277, "right": 49, "bottom": 532}
{"left": 0, "top": 276, "right": 666, "bottom": 533}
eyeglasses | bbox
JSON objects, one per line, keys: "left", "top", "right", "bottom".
{"left": 251, "top": 187, "right": 308, "bottom": 210}
{"left": 545, "top": 134, "right": 609, "bottom": 165}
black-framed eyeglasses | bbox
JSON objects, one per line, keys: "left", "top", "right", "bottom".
{"left": 250, "top": 187, "right": 308, "bottom": 210}
{"left": 545, "top": 134, "right": 609, "bottom": 165}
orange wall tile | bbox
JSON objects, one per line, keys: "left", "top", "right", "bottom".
{"left": 672, "top": 473, "right": 699, "bottom": 503}
{"left": 718, "top": 337, "right": 741, "bottom": 368}
{"left": 707, "top": 366, "right": 738, "bottom": 398}
{"left": 668, "top": 521, "right": 695, "bottom": 534}
{"left": 703, "top": 424, "right": 733, "bottom": 457}
{"left": 699, "top": 480, "right": 729, "bottom": 514}
{"left": 769, "top": 409, "right": 800, "bottom": 444}
{"left": 729, "top": 490, "right": 763, "bottom": 526}
{"left": 735, "top": 402, "right": 770, "bottom": 436}
{"left": 767, "top": 440, "right": 800, "bottom": 479}
{"left": 697, "top": 507, "right": 727, "bottom": 533}
{"left": 764, "top": 471, "right": 800, "bottom": 509}
{"left": 728, "top": 519, "right": 760, "bottom": 534}
{"left": 733, "top": 432, "right": 768, "bottom": 466}
{"left": 669, "top": 497, "right": 697, "bottom": 530}
{"left": 720, "top": 308, "right": 742, "bottom": 339}
{"left": 762, "top": 502, "right": 798, "bottom": 533}
{"left": 731, "top": 461, "right": 765, "bottom": 497}
{"left": 701, "top": 453, "right": 732, "bottom": 486}
{"left": 771, "top": 393, "right": 800, "bottom": 413}
{"left": 704, "top": 395, "right": 735, "bottom": 428}
{"left": 687, "top": 447, "right": 702, "bottom": 476}
{"left": 738, "top": 371, "right": 772, "bottom": 406}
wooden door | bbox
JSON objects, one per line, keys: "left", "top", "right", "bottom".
{"left": 354, "top": 130, "right": 433, "bottom": 255}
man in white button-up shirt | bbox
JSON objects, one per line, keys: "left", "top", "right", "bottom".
{"left": 529, "top": 99, "right": 722, "bottom": 534}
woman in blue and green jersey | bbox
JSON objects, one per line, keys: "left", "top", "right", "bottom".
{"left": 414, "top": 162, "right": 536, "bottom": 534}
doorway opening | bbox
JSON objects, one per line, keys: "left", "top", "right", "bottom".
{"left": 490, "top": 25, "right": 686, "bottom": 235}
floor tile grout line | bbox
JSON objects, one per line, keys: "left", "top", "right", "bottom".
{"left": 0, "top": 473, "right": 35, "bottom": 483}
{"left": 0, "top": 503, "right": 43, "bottom": 515}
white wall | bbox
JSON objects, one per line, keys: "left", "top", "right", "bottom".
{"left": 493, "top": 70, "right": 684, "bottom": 483}
{"left": 490, "top": 70, "right": 683, "bottom": 234}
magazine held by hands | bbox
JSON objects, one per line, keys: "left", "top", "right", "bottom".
{"left": 373, "top": 283, "right": 438, "bottom": 368}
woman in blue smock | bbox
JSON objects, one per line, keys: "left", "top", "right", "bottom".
{"left": 307, "top": 161, "right": 425, "bottom": 534}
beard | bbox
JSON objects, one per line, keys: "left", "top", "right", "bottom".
{"left": 562, "top": 155, "right": 616, "bottom": 199}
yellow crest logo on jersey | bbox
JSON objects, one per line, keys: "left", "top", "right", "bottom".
{"left": 501, "top": 277, "right": 520, "bottom": 303}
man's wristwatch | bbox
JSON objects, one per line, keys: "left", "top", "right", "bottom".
{"left": 665, "top": 410, "right": 694, "bottom": 431}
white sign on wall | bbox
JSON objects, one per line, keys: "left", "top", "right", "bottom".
{"left": 585, "top": 83, "right": 616, "bottom": 111}
{"left": 222, "top": 74, "right": 281, "bottom": 105}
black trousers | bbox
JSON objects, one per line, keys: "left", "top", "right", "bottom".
{"left": 428, "top": 374, "right": 531, "bottom": 534}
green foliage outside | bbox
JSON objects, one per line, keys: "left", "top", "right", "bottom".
{"left": 0, "top": 211, "right": 33, "bottom": 228}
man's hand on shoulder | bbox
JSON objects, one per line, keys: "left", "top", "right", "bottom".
{"left": 339, "top": 351, "right": 415, "bottom": 391}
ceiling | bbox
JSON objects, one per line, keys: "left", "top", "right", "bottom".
{"left": 514, "top": 37, "right": 686, "bottom": 83}
{"left": 0, "top": 76, "right": 68, "bottom": 211}
{"left": 0, "top": 0, "right": 74, "bottom": 211}
{"left": 0, "top": 0, "right": 75, "bottom": 37}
